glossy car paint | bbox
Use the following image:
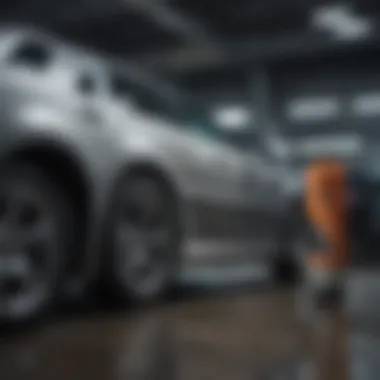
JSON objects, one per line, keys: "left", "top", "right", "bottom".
{"left": 0, "top": 27, "right": 291, "bottom": 296}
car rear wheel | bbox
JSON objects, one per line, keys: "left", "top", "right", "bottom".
{"left": 106, "top": 174, "right": 181, "bottom": 304}
{"left": 0, "top": 163, "right": 75, "bottom": 323}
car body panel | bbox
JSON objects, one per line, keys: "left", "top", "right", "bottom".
{"left": 0, "top": 27, "right": 290, "bottom": 295}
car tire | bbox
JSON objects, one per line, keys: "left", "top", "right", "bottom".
{"left": 105, "top": 173, "right": 181, "bottom": 305}
{"left": 0, "top": 162, "right": 76, "bottom": 323}
{"left": 272, "top": 230, "right": 303, "bottom": 285}
{"left": 271, "top": 254, "right": 300, "bottom": 285}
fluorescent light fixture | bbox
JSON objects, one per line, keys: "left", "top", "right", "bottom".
{"left": 352, "top": 93, "right": 380, "bottom": 116}
{"left": 213, "top": 105, "right": 253, "bottom": 130}
{"left": 312, "top": 4, "right": 372, "bottom": 41}
{"left": 286, "top": 97, "right": 340, "bottom": 122}
{"left": 296, "top": 134, "right": 363, "bottom": 156}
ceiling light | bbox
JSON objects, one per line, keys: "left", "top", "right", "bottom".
{"left": 286, "top": 97, "right": 340, "bottom": 122}
{"left": 311, "top": 4, "right": 372, "bottom": 41}
{"left": 296, "top": 134, "right": 363, "bottom": 157}
{"left": 212, "top": 106, "right": 253, "bottom": 130}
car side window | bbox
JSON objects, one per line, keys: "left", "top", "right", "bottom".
{"left": 190, "top": 118, "right": 221, "bottom": 140}
{"left": 76, "top": 71, "right": 98, "bottom": 97}
{"left": 109, "top": 73, "right": 141, "bottom": 109}
{"left": 110, "top": 72, "right": 180, "bottom": 123}
{"left": 7, "top": 39, "right": 52, "bottom": 70}
{"left": 179, "top": 105, "right": 221, "bottom": 138}
{"left": 221, "top": 130, "right": 256, "bottom": 150}
{"left": 128, "top": 84, "right": 165, "bottom": 119}
{"left": 110, "top": 73, "right": 131, "bottom": 98}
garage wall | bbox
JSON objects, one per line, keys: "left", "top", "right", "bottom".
{"left": 271, "top": 58, "right": 380, "bottom": 139}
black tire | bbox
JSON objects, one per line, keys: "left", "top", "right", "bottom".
{"left": 272, "top": 230, "right": 302, "bottom": 285}
{"left": 271, "top": 254, "right": 300, "bottom": 285}
{"left": 0, "top": 162, "right": 76, "bottom": 323}
{"left": 104, "top": 173, "right": 181, "bottom": 304}
{"left": 272, "top": 203, "right": 306, "bottom": 285}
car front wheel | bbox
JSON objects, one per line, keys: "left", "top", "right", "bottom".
{"left": 0, "top": 163, "right": 75, "bottom": 323}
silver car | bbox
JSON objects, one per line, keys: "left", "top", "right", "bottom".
{"left": 0, "top": 27, "right": 291, "bottom": 322}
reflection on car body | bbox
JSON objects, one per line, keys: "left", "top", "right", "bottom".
{"left": 0, "top": 26, "right": 293, "bottom": 323}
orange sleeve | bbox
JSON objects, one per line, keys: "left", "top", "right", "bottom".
{"left": 304, "top": 161, "right": 349, "bottom": 269}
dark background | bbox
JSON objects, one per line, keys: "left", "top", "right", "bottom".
{"left": 2, "top": 0, "right": 380, "bottom": 142}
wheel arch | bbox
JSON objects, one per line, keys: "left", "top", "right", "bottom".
{"left": 0, "top": 138, "right": 93, "bottom": 280}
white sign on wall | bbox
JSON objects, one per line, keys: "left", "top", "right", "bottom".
{"left": 286, "top": 96, "right": 341, "bottom": 122}
{"left": 352, "top": 93, "right": 380, "bottom": 117}
{"left": 295, "top": 134, "right": 363, "bottom": 157}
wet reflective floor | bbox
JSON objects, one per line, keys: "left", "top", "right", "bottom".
{"left": 1, "top": 275, "right": 380, "bottom": 380}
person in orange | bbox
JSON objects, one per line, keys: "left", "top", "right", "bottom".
{"left": 302, "top": 159, "right": 349, "bottom": 308}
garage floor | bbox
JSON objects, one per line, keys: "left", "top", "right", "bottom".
{"left": 1, "top": 272, "right": 380, "bottom": 380}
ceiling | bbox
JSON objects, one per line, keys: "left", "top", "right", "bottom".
{"left": 1, "top": 0, "right": 380, "bottom": 89}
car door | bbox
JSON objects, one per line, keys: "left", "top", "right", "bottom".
{"left": 145, "top": 112, "right": 246, "bottom": 262}
{"left": 242, "top": 150, "right": 285, "bottom": 257}
{"left": 181, "top": 125, "right": 254, "bottom": 262}
{"left": 106, "top": 80, "right": 244, "bottom": 254}
{"left": 218, "top": 139, "right": 252, "bottom": 257}
{"left": 181, "top": 124, "right": 245, "bottom": 250}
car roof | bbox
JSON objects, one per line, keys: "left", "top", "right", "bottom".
{"left": 0, "top": 25, "right": 198, "bottom": 110}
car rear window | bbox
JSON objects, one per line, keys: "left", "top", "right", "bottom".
{"left": 76, "top": 72, "right": 98, "bottom": 96}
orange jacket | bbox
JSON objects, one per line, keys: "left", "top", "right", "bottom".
{"left": 305, "top": 160, "right": 348, "bottom": 268}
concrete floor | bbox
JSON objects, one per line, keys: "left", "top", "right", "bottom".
{"left": 1, "top": 277, "right": 380, "bottom": 380}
